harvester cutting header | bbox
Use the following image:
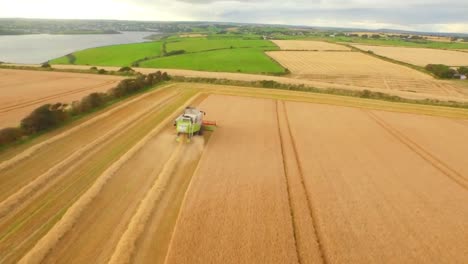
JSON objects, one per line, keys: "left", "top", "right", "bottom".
{"left": 174, "top": 106, "right": 216, "bottom": 142}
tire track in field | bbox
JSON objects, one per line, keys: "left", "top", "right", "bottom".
{"left": 17, "top": 94, "right": 201, "bottom": 264}
{"left": 0, "top": 91, "right": 181, "bottom": 218}
{"left": 366, "top": 110, "right": 468, "bottom": 191}
{"left": 278, "top": 100, "right": 329, "bottom": 264}
{"left": 0, "top": 84, "right": 175, "bottom": 172}
{"left": 451, "top": 118, "right": 468, "bottom": 128}
{"left": 0, "top": 76, "right": 70, "bottom": 89}
{"left": 274, "top": 100, "right": 302, "bottom": 264}
{"left": 107, "top": 143, "right": 184, "bottom": 264}
{"left": 0, "top": 80, "right": 118, "bottom": 113}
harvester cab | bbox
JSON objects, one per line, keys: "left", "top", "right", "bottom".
{"left": 174, "top": 107, "right": 216, "bottom": 142}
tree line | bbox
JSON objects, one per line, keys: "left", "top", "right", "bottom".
{"left": 425, "top": 64, "right": 468, "bottom": 79}
{"left": 0, "top": 71, "right": 170, "bottom": 146}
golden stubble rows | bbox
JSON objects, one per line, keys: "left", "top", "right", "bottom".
{"left": 266, "top": 51, "right": 467, "bottom": 97}
{"left": 0, "top": 69, "right": 124, "bottom": 128}
{"left": 352, "top": 44, "right": 468, "bottom": 67}
{"left": 272, "top": 40, "right": 351, "bottom": 51}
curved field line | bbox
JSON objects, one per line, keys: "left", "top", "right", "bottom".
{"left": 18, "top": 93, "right": 201, "bottom": 264}
{"left": 274, "top": 100, "right": 302, "bottom": 264}
{"left": 0, "top": 92, "right": 184, "bottom": 251}
{"left": 281, "top": 100, "right": 329, "bottom": 264}
{"left": 0, "top": 76, "right": 71, "bottom": 89}
{"left": 0, "top": 84, "right": 175, "bottom": 172}
{"left": 0, "top": 80, "right": 119, "bottom": 113}
{"left": 366, "top": 110, "right": 468, "bottom": 190}
{"left": 0, "top": 91, "right": 181, "bottom": 218}
{"left": 108, "top": 143, "right": 183, "bottom": 264}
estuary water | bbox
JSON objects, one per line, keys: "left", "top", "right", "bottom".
{"left": 0, "top": 31, "right": 154, "bottom": 64}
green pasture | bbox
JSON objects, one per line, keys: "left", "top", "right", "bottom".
{"left": 140, "top": 48, "right": 285, "bottom": 74}
{"left": 50, "top": 41, "right": 163, "bottom": 66}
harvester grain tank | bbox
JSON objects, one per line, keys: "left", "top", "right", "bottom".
{"left": 174, "top": 106, "right": 216, "bottom": 142}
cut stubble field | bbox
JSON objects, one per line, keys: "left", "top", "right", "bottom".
{"left": 0, "top": 69, "right": 124, "bottom": 128}
{"left": 48, "top": 64, "right": 468, "bottom": 102}
{"left": 352, "top": 44, "right": 468, "bottom": 67}
{"left": 1, "top": 82, "right": 467, "bottom": 263}
{"left": 272, "top": 40, "right": 351, "bottom": 51}
{"left": 267, "top": 51, "right": 468, "bottom": 99}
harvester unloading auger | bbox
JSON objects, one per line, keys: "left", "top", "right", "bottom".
{"left": 174, "top": 106, "right": 217, "bottom": 142}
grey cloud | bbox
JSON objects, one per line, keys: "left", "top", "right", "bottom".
{"left": 3, "top": 0, "right": 468, "bottom": 32}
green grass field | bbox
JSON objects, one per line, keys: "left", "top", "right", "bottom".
{"left": 140, "top": 48, "right": 285, "bottom": 74}
{"left": 166, "top": 37, "right": 276, "bottom": 53}
{"left": 50, "top": 41, "right": 163, "bottom": 66}
{"left": 50, "top": 36, "right": 285, "bottom": 74}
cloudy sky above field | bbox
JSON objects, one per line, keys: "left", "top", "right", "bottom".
{"left": 1, "top": 0, "right": 468, "bottom": 33}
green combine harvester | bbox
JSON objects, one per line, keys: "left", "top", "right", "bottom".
{"left": 174, "top": 106, "right": 216, "bottom": 142}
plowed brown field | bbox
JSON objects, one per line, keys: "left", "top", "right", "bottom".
{"left": 352, "top": 44, "right": 468, "bottom": 66}
{"left": 267, "top": 51, "right": 468, "bottom": 98}
{"left": 0, "top": 69, "right": 124, "bottom": 128}
{"left": 1, "top": 82, "right": 467, "bottom": 263}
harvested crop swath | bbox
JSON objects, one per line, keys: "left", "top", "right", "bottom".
{"left": 285, "top": 101, "right": 468, "bottom": 263}
{"left": 131, "top": 135, "right": 206, "bottom": 264}
{"left": 272, "top": 40, "right": 351, "bottom": 51}
{"left": 0, "top": 69, "right": 123, "bottom": 128}
{"left": 352, "top": 44, "right": 468, "bottom": 66}
{"left": 0, "top": 86, "right": 177, "bottom": 203}
{"left": 165, "top": 95, "right": 298, "bottom": 264}
{"left": 42, "top": 131, "right": 177, "bottom": 264}
{"left": 267, "top": 51, "right": 465, "bottom": 97}
{"left": 0, "top": 90, "right": 197, "bottom": 263}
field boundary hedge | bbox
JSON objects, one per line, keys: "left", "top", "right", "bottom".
{"left": 172, "top": 76, "right": 468, "bottom": 109}
{"left": 0, "top": 64, "right": 136, "bottom": 77}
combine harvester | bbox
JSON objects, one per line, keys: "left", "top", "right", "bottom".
{"left": 174, "top": 106, "right": 216, "bottom": 142}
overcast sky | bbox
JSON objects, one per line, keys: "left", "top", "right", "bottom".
{"left": 1, "top": 0, "right": 467, "bottom": 33}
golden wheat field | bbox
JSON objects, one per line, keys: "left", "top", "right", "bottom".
{"left": 272, "top": 40, "right": 351, "bottom": 51}
{"left": 266, "top": 51, "right": 468, "bottom": 98}
{"left": 1, "top": 82, "right": 468, "bottom": 264}
{"left": 352, "top": 44, "right": 468, "bottom": 67}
